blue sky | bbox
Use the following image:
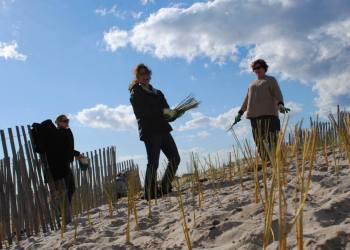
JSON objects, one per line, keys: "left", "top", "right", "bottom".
{"left": 1, "top": 0, "right": 349, "bottom": 174}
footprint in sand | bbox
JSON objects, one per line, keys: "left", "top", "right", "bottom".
{"left": 314, "top": 197, "right": 350, "bottom": 227}
{"left": 109, "top": 219, "right": 125, "bottom": 228}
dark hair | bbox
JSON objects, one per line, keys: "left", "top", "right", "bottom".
{"left": 55, "top": 114, "right": 67, "bottom": 124}
{"left": 251, "top": 59, "right": 268, "bottom": 72}
{"left": 128, "top": 63, "right": 152, "bottom": 91}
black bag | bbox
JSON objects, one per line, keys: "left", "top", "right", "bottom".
{"left": 31, "top": 120, "right": 56, "bottom": 154}
{"left": 31, "top": 123, "right": 44, "bottom": 153}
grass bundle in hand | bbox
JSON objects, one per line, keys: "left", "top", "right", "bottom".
{"left": 164, "top": 95, "right": 200, "bottom": 121}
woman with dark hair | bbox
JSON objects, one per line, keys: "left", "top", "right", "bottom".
{"left": 129, "top": 64, "right": 180, "bottom": 200}
{"left": 233, "top": 59, "right": 290, "bottom": 161}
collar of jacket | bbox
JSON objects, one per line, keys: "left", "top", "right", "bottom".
{"left": 139, "top": 83, "right": 159, "bottom": 95}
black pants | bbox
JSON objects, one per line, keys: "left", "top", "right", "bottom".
{"left": 64, "top": 169, "right": 75, "bottom": 204}
{"left": 250, "top": 116, "right": 280, "bottom": 162}
{"left": 143, "top": 133, "right": 180, "bottom": 199}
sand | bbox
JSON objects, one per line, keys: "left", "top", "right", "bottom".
{"left": 9, "top": 153, "right": 350, "bottom": 250}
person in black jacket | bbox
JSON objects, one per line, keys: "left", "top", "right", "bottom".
{"left": 129, "top": 64, "right": 180, "bottom": 200}
{"left": 45, "top": 115, "right": 81, "bottom": 223}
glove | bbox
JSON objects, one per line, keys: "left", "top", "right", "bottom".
{"left": 234, "top": 113, "right": 242, "bottom": 125}
{"left": 163, "top": 108, "right": 178, "bottom": 121}
{"left": 227, "top": 113, "right": 242, "bottom": 131}
{"left": 279, "top": 104, "right": 291, "bottom": 114}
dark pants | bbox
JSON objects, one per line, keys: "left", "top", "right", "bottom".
{"left": 250, "top": 116, "right": 280, "bottom": 162}
{"left": 64, "top": 169, "right": 75, "bottom": 204}
{"left": 143, "top": 133, "right": 180, "bottom": 199}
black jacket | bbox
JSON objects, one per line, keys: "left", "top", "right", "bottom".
{"left": 43, "top": 122, "right": 80, "bottom": 181}
{"left": 130, "top": 84, "right": 172, "bottom": 140}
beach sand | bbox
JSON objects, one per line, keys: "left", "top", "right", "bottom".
{"left": 10, "top": 154, "right": 350, "bottom": 250}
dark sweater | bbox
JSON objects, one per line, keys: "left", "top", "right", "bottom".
{"left": 45, "top": 126, "right": 80, "bottom": 181}
{"left": 130, "top": 84, "right": 172, "bottom": 141}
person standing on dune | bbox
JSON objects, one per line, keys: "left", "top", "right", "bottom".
{"left": 129, "top": 63, "right": 181, "bottom": 200}
{"left": 39, "top": 115, "right": 82, "bottom": 224}
{"left": 233, "top": 59, "right": 290, "bottom": 161}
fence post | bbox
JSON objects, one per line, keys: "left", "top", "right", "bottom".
{"left": 0, "top": 130, "right": 14, "bottom": 245}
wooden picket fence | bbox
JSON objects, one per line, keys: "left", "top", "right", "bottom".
{"left": 0, "top": 125, "right": 141, "bottom": 248}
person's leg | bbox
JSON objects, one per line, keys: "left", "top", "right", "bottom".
{"left": 267, "top": 116, "right": 281, "bottom": 151}
{"left": 49, "top": 179, "right": 62, "bottom": 226}
{"left": 64, "top": 169, "right": 75, "bottom": 204}
{"left": 53, "top": 179, "right": 72, "bottom": 224}
{"left": 143, "top": 135, "right": 162, "bottom": 200}
{"left": 160, "top": 133, "right": 181, "bottom": 194}
{"left": 251, "top": 118, "right": 268, "bottom": 162}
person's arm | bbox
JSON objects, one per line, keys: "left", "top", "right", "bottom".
{"left": 159, "top": 91, "right": 170, "bottom": 109}
{"left": 270, "top": 77, "right": 284, "bottom": 106}
{"left": 159, "top": 90, "right": 180, "bottom": 122}
{"left": 239, "top": 88, "right": 249, "bottom": 115}
{"left": 130, "top": 90, "right": 163, "bottom": 119}
{"left": 229, "top": 88, "right": 249, "bottom": 128}
{"left": 67, "top": 129, "right": 81, "bottom": 161}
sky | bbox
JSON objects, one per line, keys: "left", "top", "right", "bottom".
{"left": 0, "top": 0, "right": 349, "bottom": 175}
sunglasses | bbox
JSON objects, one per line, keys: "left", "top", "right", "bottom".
{"left": 60, "top": 119, "right": 70, "bottom": 124}
{"left": 253, "top": 65, "right": 262, "bottom": 71}
{"left": 139, "top": 68, "right": 151, "bottom": 76}
{"left": 139, "top": 72, "right": 151, "bottom": 77}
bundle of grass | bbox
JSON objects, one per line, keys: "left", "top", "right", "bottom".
{"left": 163, "top": 95, "right": 200, "bottom": 121}
{"left": 104, "top": 183, "right": 114, "bottom": 217}
{"left": 190, "top": 153, "right": 204, "bottom": 209}
{"left": 59, "top": 192, "right": 66, "bottom": 240}
{"left": 229, "top": 114, "right": 322, "bottom": 250}
{"left": 174, "top": 177, "right": 192, "bottom": 250}
{"left": 204, "top": 155, "right": 223, "bottom": 207}
{"left": 126, "top": 170, "right": 139, "bottom": 243}
{"left": 329, "top": 114, "right": 350, "bottom": 165}
{"left": 71, "top": 197, "right": 78, "bottom": 241}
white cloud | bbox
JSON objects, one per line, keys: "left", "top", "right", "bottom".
{"left": 131, "top": 11, "right": 143, "bottom": 19}
{"left": 178, "top": 107, "right": 240, "bottom": 132}
{"left": 177, "top": 130, "right": 211, "bottom": 141}
{"left": 102, "top": 0, "right": 350, "bottom": 114}
{"left": 140, "top": 0, "right": 154, "bottom": 5}
{"left": 177, "top": 107, "right": 251, "bottom": 139}
{"left": 197, "top": 130, "right": 210, "bottom": 138}
{"left": 178, "top": 111, "right": 211, "bottom": 131}
{"left": 0, "top": 41, "right": 27, "bottom": 61}
{"left": 95, "top": 5, "right": 127, "bottom": 19}
{"left": 285, "top": 101, "right": 303, "bottom": 116}
{"left": 118, "top": 153, "right": 146, "bottom": 162}
{"left": 103, "top": 27, "right": 129, "bottom": 52}
{"left": 74, "top": 104, "right": 136, "bottom": 131}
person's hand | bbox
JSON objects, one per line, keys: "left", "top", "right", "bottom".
{"left": 228, "top": 113, "right": 242, "bottom": 131}
{"left": 163, "top": 108, "right": 177, "bottom": 121}
{"left": 279, "top": 104, "right": 291, "bottom": 114}
{"left": 75, "top": 155, "right": 83, "bottom": 161}
{"left": 234, "top": 113, "right": 242, "bottom": 125}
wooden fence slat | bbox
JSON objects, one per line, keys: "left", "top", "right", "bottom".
{"left": 0, "top": 130, "right": 14, "bottom": 245}
{"left": 1, "top": 123, "right": 142, "bottom": 247}
{"left": 21, "top": 126, "right": 47, "bottom": 234}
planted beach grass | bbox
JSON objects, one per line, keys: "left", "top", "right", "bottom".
{"left": 6, "top": 111, "right": 350, "bottom": 249}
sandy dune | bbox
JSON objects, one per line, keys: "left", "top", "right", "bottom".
{"left": 10, "top": 154, "right": 350, "bottom": 250}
